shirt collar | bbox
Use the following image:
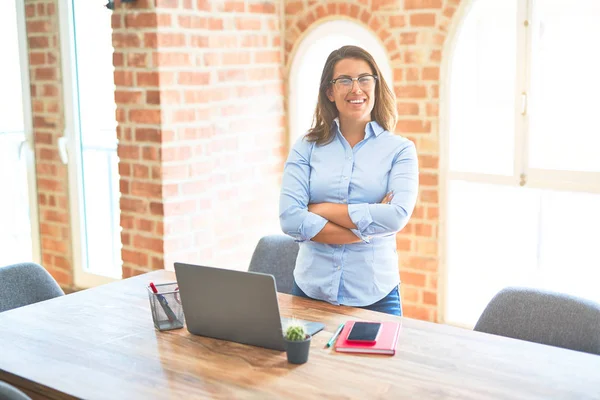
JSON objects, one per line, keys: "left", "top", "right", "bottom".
{"left": 332, "top": 118, "right": 386, "bottom": 139}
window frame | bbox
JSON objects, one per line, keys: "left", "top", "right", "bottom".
{"left": 58, "top": 0, "right": 118, "bottom": 288}
{"left": 440, "top": 0, "right": 600, "bottom": 327}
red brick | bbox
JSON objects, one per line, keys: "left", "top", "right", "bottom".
{"left": 209, "top": 17, "right": 224, "bottom": 30}
{"left": 423, "top": 291, "right": 437, "bottom": 306}
{"left": 153, "top": 52, "right": 191, "bottom": 67}
{"left": 122, "top": 250, "right": 149, "bottom": 267}
{"left": 115, "top": 90, "right": 143, "bottom": 104}
{"left": 250, "top": 2, "right": 276, "bottom": 13}
{"left": 400, "top": 271, "right": 427, "bottom": 287}
{"left": 235, "top": 17, "right": 261, "bottom": 30}
{"left": 422, "top": 67, "right": 439, "bottom": 80}
{"left": 419, "top": 155, "right": 439, "bottom": 169}
{"left": 35, "top": 67, "right": 56, "bottom": 80}
{"left": 420, "top": 189, "right": 438, "bottom": 204}
{"left": 157, "top": 33, "right": 186, "bottom": 47}
{"left": 419, "top": 172, "right": 438, "bottom": 186}
{"left": 404, "top": 0, "right": 442, "bottom": 9}
{"left": 427, "top": 207, "right": 439, "bottom": 220}
{"left": 410, "top": 13, "right": 436, "bottom": 27}
{"left": 112, "top": 33, "right": 141, "bottom": 48}
{"left": 143, "top": 147, "right": 160, "bottom": 161}
{"left": 178, "top": 72, "right": 210, "bottom": 85}
{"left": 224, "top": 1, "right": 244, "bottom": 12}
{"left": 178, "top": 15, "right": 208, "bottom": 29}
{"left": 397, "top": 102, "right": 419, "bottom": 116}
{"left": 396, "top": 237, "right": 412, "bottom": 251}
{"left": 395, "top": 85, "right": 427, "bottom": 98}
{"left": 28, "top": 36, "right": 49, "bottom": 49}
{"left": 133, "top": 235, "right": 163, "bottom": 252}
{"left": 372, "top": 0, "right": 399, "bottom": 11}
{"left": 396, "top": 120, "right": 431, "bottom": 133}
{"left": 285, "top": 1, "right": 303, "bottom": 14}
{"left": 403, "top": 305, "right": 433, "bottom": 321}
{"left": 125, "top": 13, "right": 158, "bottom": 28}
{"left": 197, "top": 0, "right": 211, "bottom": 11}
{"left": 129, "top": 109, "right": 161, "bottom": 124}
{"left": 121, "top": 198, "right": 148, "bottom": 213}
{"left": 114, "top": 71, "right": 134, "bottom": 86}
{"left": 118, "top": 145, "right": 140, "bottom": 160}
{"left": 401, "top": 286, "right": 420, "bottom": 303}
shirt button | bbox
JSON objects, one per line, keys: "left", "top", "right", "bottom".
{"left": 336, "top": 265, "right": 341, "bottom": 270}
{"left": 342, "top": 199, "right": 347, "bottom": 203}
{"left": 342, "top": 176, "right": 348, "bottom": 180}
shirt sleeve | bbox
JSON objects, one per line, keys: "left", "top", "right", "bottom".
{"left": 279, "top": 137, "right": 328, "bottom": 242}
{"left": 347, "top": 140, "right": 419, "bottom": 237}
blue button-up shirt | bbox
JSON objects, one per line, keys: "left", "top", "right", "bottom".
{"left": 279, "top": 119, "right": 419, "bottom": 306}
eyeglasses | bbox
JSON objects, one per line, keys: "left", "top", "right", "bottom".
{"left": 330, "top": 74, "right": 378, "bottom": 92}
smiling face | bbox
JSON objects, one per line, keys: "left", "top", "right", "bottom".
{"left": 326, "top": 57, "right": 376, "bottom": 125}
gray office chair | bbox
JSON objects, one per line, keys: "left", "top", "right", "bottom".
{"left": 474, "top": 286, "right": 600, "bottom": 355}
{"left": 0, "top": 262, "right": 65, "bottom": 313}
{"left": 248, "top": 235, "right": 299, "bottom": 295}
{"left": 0, "top": 381, "right": 32, "bottom": 400}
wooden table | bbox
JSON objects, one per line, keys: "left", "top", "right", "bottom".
{"left": 0, "top": 271, "right": 599, "bottom": 399}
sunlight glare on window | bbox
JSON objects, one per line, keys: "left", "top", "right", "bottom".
{"left": 529, "top": 0, "right": 600, "bottom": 172}
{"left": 448, "top": 0, "right": 517, "bottom": 176}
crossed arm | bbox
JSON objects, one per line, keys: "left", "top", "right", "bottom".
{"left": 279, "top": 138, "right": 418, "bottom": 245}
{"left": 308, "top": 193, "right": 393, "bottom": 244}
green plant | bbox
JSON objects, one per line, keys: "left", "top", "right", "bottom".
{"left": 284, "top": 319, "right": 308, "bottom": 341}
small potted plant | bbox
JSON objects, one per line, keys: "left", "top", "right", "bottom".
{"left": 283, "top": 319, "right": 311, "bottom": 364}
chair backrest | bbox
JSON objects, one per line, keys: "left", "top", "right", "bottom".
{"left": 0, "top": 262, "right": 65, "bottom": 313}
{"left": 248, "top": 235, "right": 299, "bottom": 295}
{"left": 0, "top": 381, "right": 32, "bottom": 400}
{"left": 474, "top": 286, "right": 600, "bottom": 355}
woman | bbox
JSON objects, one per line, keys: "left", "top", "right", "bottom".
{"left": 279, "top": 45, "right": 419, "bottom": 316}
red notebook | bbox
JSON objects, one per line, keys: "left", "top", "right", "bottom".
{"left": 334, "top": 321, "right": 401, "bottom": 355}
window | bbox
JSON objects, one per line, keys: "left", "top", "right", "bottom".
{"left": 443, "top": 0, "right": 600, "bottom": 327}
{"left": 289, "top": 20, "right": 393, "bottom": 144}
{"left": 59, "top": 0, "right": 121, "bottom": 286}
{"left": 0, "top": 0, "right": 40, "bottom": 266}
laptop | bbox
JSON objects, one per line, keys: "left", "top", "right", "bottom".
{"left": 173, "top": 262, "right": 325, "bottom": 351}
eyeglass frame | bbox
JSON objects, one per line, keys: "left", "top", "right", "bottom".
{"left": 329, "top": 74, "right": 378, "bottom": 90}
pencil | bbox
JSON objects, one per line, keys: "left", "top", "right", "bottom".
{"left": 326, "top": 323, "right": 345, "bottom": 348}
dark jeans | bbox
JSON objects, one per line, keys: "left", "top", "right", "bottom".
{"left": 292, "top": 280, "right": 402, "bottom": 316}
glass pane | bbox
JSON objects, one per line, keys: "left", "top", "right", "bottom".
{"left": 446, "top": 180, "right": 539, "bottom": 327}
{"left": 448, "top": 0, "right": 517, "bottom": 175}
{"left": 446, "top": 181, "right": 600, "bottom": 327}
{"left": 0, "top": 1, "right": 33, "bottom": 265}
{"left": 538, "top": 190, "right": 600, "bottom": 302}
{"left": 72, "top": 1, "right": 121, "bottom": 278}
{"left": 0, "top": 0, "right": 24, "bottom": 133}
{"left": 0, "top": 133, "right": 34, "bottom": 265}
{"left": 529, "top": 0, "right": 600, "bottom": 172}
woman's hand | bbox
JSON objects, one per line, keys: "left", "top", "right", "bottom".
{"left": 380, "top": 191, "right": 394, "bottom": 204}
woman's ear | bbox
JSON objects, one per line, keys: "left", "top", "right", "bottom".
{"left": 326, "top": 87, "right": 334, "bottom": 102}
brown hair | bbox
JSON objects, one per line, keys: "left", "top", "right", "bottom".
{"left": 305, "top": 45, "right": 397, "bottom": 146}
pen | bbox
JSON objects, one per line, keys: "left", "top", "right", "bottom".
{"left": 326, "top": 323, "right": 345, "bottom": 348}
{"left": 149, "top": 282, "right": 178, "bottom": 322}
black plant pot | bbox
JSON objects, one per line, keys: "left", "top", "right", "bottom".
{"left": 284, "top": 335, "right": 311, "bottom": 364}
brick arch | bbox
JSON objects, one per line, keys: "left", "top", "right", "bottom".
{"left": 285, "top": 3, "right": 397, "bottom": 66}
{"left": 283, "top": 0, "right": 469, "bottom": 323}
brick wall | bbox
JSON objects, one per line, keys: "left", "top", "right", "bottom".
{"left": 25, "top": 0, "right": 74, "bottom": 287}
{"left": 285, "top": 0, "right": 459, "bottom": 321}
{"left": 23, "top": 0, "right": 460, "bottom": 321}
{"left": 112, "top": 0, "right": 285, "bottom": 276}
